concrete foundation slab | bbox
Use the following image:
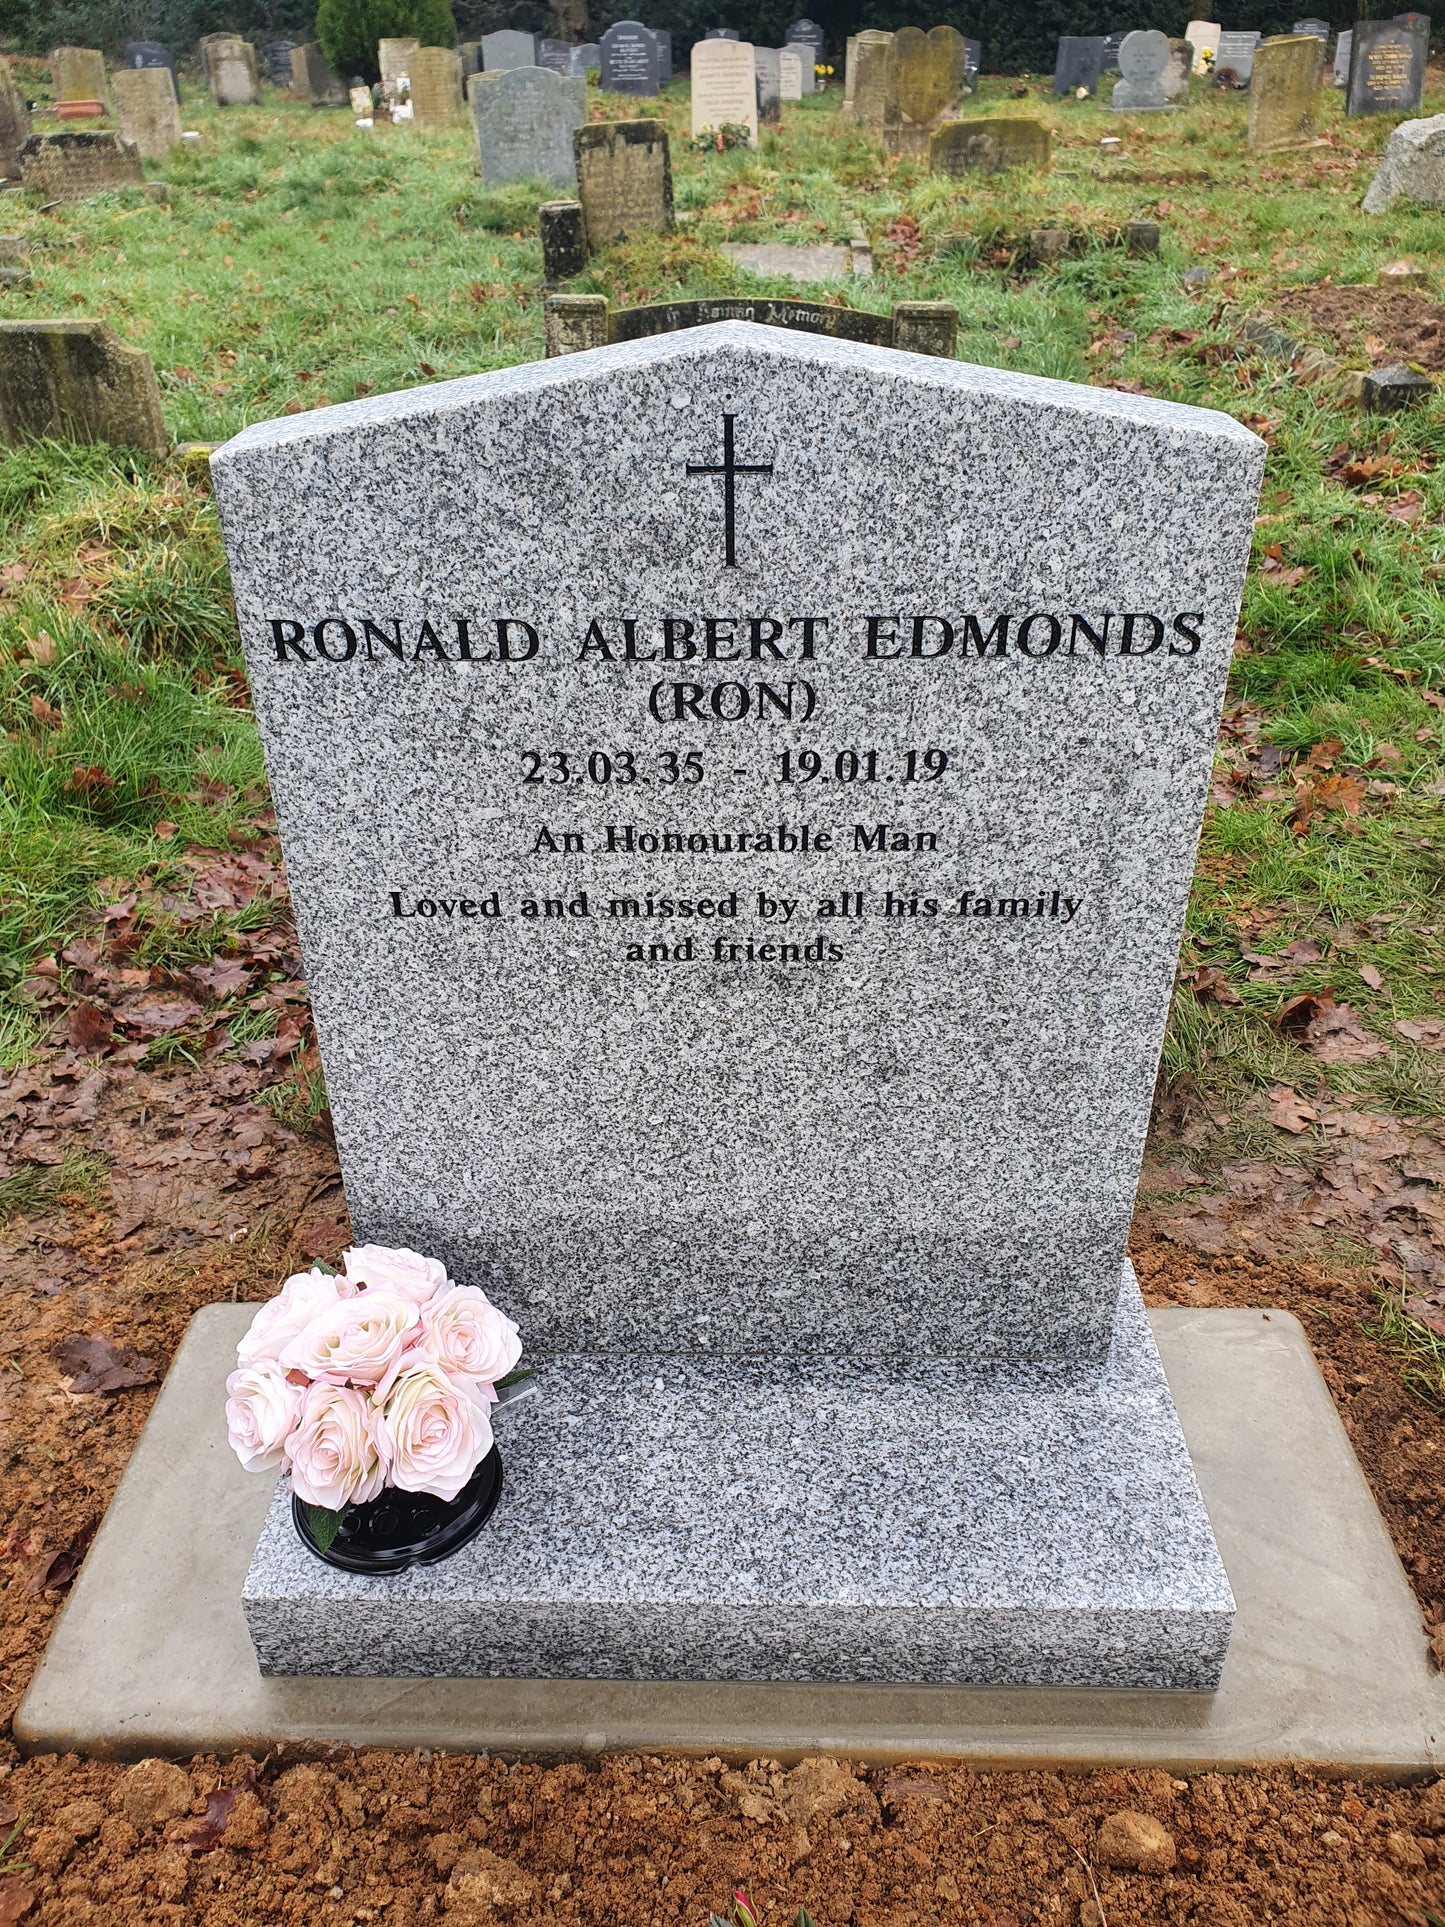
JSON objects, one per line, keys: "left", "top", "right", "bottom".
{"left": 15, "top": 1304, "right": 1445, "bottom": 1771}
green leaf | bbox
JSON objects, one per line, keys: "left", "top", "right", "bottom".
{"left": 312, "top": 1259, "right": 339, "bottom": 1276}
{"left": 493, "top": 1366, "right": 534, "bottom": 1390}
{"left": 305, "top": 1503, "right": 346, "bottom": 1552}
{"left": 795, "top": 1912, "right": 819, "bottom": 1927}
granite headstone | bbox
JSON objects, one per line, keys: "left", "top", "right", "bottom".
{"left": 1293, "top": 17, "right": 1329, "bottom": 37}
{"left": 690, "top": 38, "right": 758, "bottom": 144}
{"left": 574, "top": 118, "right": 673, "bottom": 247}
{"left": 537, "top": 39, "right": 572, "bottom": 74}
{"left": 471, "top": 65, "right": 585, "bottom": 186}
{"left": 599, "top": 21, "right": 660, "bottom": 95}
{"left": 1347, "top": 16, "right": 1428, "bottom": 115}
{"left": 263, "top": 41, "right": 298, "bottom": 88}
{"left": 570, "top": 43, "right": 602, "bottom": 76}
{"left": 1053, "top": 35, "right": 1106, "bottom": 96}
{"left": 963, "top": 37, "right": 982, "bottom": 91}
{"left": 705, "top": 27, "right": 740, "bottom": 38}
{"left": 123, "top": 41, "right": 176, "bottom": 78}
{"left": 112, "top": 65, "right": 182, "bottom": 159}
{"left": 1332, "top": 28, "right": 1352, "bottom": 84}
{"left": 655, "top": 30, "right": 673, "bottom": 83}
{"left": 482, "top": 30, "right": 539, "bottom": 71}
{"left": 779, "top": 47, "right": 805, "bottom": 99}
{"left": 214, "top": 320, "right": 1259, "bottom": 1687}
{"left": 786, "top": 16, "right": 825, "bottom": 89}
{"left": 1101, "top": 30, "right": 1127, "bottom": 70}
{"left": 1112, "top": 30, "right": 1172, "bottom": 110}
{"left": 1247, "top": 33, "right": 1323, "bottom": 149}
{"left": 1214, "top": 30, "right": 1261, "bottom": 82}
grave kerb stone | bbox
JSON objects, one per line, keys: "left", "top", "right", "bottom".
{"left": 21, "top": 130, "right": 144, "bottom": 200}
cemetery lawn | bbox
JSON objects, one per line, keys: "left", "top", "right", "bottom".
{"left": 0, "top": 52, "right": 1444, "bottom": 1924}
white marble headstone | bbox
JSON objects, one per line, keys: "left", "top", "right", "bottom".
{"left": 690, "top": 36, "right": 758, "bottom": 143}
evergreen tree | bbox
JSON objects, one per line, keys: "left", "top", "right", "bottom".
{"left": 315, "top": 0, "right": 455, "bottom": 80}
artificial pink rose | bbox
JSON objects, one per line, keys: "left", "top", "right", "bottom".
{"left": 281, "top": 1290, "right": 419, "bottom": 1388}
{"left": 225, "top": 1361, "right": 303, "bottom": 1472}
{"left": 415, "top": 1285, "right": 522, "bottom": 1392}
{"left": 342, "top": 1244, "right": 449, "bottom": 1307}
{"left": 288, "top": 1381, "right": 388, "bottom": 1510}
{"left": 378, "top": 1359, "right": 492, "bottom": 1502}
{"left": 236, "top": 1267, "right": 349, "bottom": 1369}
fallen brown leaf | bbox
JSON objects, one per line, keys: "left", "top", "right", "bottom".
{"left": 1397, "top": 1018, "right": 1445, "bottom": 1049}
{"left": 0, "top": 1874, "right": 34, "bottom": 1925}
{"left": 1405, "top": 1295, "right": 1445, "bottom": 1340}
{"left": 1189, "top": 963, "right": 1242, "bottom": 1005}
{"left": 1314, "top": 771, "right": 1366, "bottom": 816}
{"left": 56, "top": 1333, "right": 157, "bottom": 1394}
{"left": 29, "top": 693, "right": 60, "bottom": 728}
{"left": 189, "top": 957, "right": 252, "bottom": 999}
{"left": 66, "top": 1001, "right": 113, "bottom": 1055}
{"left": 1269, "top": 1086, "right": 1318, "bottom": 1134}
{"left": 23, "top": 629, "right": 54, "bottom": 664}
{"left": 24, "top": 1531, "right": 93, "bottom": 1595}
{"left": 1360, "top": 963, "right": 1384, "bottom": 990}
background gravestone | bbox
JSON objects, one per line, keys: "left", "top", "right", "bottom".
{"left": 1112, "top": 30, "right": 1172, "bottom": 110}
{"left": 539, "top": 198, "right": 587, "bottom": 280}
{"left": 458, "top": 42, "right": 482, "bottom": 78}
{"left": 930, "top": 116, "right": 1050, "bottom": 175}
{"left": 1053, "top": 34, "right": 1105, "bottom": 96}
{"left": 1293, "top": 17, "right": 1329, "bottom": 38}
{"left": 1363, "top": 109, "right": 1445, "bottom": 208}
{"left": 1248, "top": 34, "right": 1323, "bottom": 150}
{"left": 655, "top": 30, "right": 673, "bottom": 83}
{"left": 1332, "top": 28, "right": 1353, "bottom": 84}
{"left": 0, "top": 319, "right": 167, "bottom": 456}
{"left": 569, "top": 43, "right": 602, "bottom": 76}
{"left": 0, "top": 59, "right": 33, "bottom": 180}
{"left": 293, "top": 44, "right": 345, "bottom": 107}
{"left": 575, "top": 119, "right": 673, "bottom": 246}
{"left": 599, "top": 21, "right": 660, "bottom": 95}
{"left": 1214, "top": 29, "right": 1261, "bottom": 82}
{"left": 123, "top": 42, "right": 175, "bottom": 80}
{"left": 690, "top": 38, "right": 758, "bottom": 144}
{"left": 779, "top": 46, "right": 804, "bottom": 99}
{"left": 112, "top": 66, "right": 182, "bottom": 160}
{"left": 705, "top": 28, "right": 740, "bottom": 38}
{"left": 262, "top": 41, "right": 298, "bottom": 88}
{"left": 963, "top": 37, "right": 982, "bottom": 90}
{"left": 1186, "top": 19, "right": 1221, "bottom": 72}
{"left": 21, "top": 131, "right": 143, "bottom": 199}
{"left": 207, "top": 36, "right": 258, "bottom": 107}
{"left": 409, "top": 46, "right": 465, "bottom": 127}
{"left": 892, "top": 25, "right": 966, "bottom": 147}
{"left": 1163, "top": 39, "right": 1193, "bottom": 97}
{"left": 849, "top": 30, "right": 896, "bottom": 137}
{"left": 378, "top": 39, "right": 420, "bottom": 86}
{"left": 482, "top": 31, "right": 538, "bottom": 71}
{"left": 51, "top": 47, "right": 107, "bottom": 105}
{"left": 537, "top": 39, "right": 572, "bottom": 74}
{"left": 471, "top": 65, "right": 585, "bottom": 186}
{"left": 786, "top": 14, "right": 825, "bottom": 86}
{"left": 1347, "top": 16, "right": 1428, "bottom": 116}
{"left": 1100, "top": 30, "right": 1127, "bottom": 70}
{"left": 754, "top": 46, "right": 781, "bottom": 124}
{"left": 215, "top": 322, "right": 1256, "bottom": 1687}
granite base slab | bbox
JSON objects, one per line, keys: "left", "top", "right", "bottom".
{"left": 242, "top": 1266, "right": 1234, "bottom": 1688}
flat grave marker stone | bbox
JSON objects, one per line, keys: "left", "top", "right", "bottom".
{"left": 930, "top": 116, "right": 1051, "bottom": 176}
{"left": 599, "top": 21, "right": 660, "bottom": 96}
{"left": 212, "top": 319, "right": 1260, "bottom": 1687}
{"left": 690, "top": 38, "right": 758, "bottom": 145}
{"left": 472, "top": 65, "right": 585, "bottom": 186}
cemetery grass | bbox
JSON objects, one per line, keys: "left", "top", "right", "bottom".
{"left": 0, "top": 56, "right": 1444, "bottom": 1925}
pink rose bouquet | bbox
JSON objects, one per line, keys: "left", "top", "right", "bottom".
{"left": 226, "top": 1244, "right": 523, "bottom": 1549}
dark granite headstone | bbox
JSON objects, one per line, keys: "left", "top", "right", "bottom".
{"left": 599, "top": 21, "right": 661, "bottom": 95}
{"left": 538, "top": 39, "right": 573, "bottom": 74}
{"left": 1346, "top": 14, "right": 1428, "bottom": 115}
{"left": 1364, "top": 362, "right": 1433, "bottom": 409}
{"left": 1053, "top": 35, "right": 1106, "bottom": 95}
{"left": 963, "top": 37, "right": 981, "bottom": 90}
{"left": 540, "top": 199, "right": 587, "bottom": 280}
{"left": 655, "top": 30, "right": 673, "bottom": 82}
{"left": 785, "top": 17, "right": 825, "bottom": 91}
{"left": 263, "top": 41, "right": 298, "bottom": 87}
{"left": 1292, "top": 17, "right": 1329, "bottom": 36}
{"left": 1101, "top": 31, "right": 1128, "bottom": 71}
{"left": 123, "top": 41, "right": 175, "bottom": 77}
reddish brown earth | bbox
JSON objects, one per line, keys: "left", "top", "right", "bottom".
{"left": 2, "top": 858, "right": 1445, "bottom": 1923}
{"left": 1274, "top": 284, "right": 1445, "bottom": 371}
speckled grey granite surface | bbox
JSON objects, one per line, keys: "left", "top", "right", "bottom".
{"left": 243, "top": 1264, "right": 1234, "bottom": 1685}
{"left": 211, "top": 325, "right": 1263, "bottom": 1365}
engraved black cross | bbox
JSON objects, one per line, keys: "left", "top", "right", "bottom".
{"left": 685, "top": 413, "right": 775, "bottom": 567}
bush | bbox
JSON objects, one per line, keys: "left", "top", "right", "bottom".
{"left": 315, "top": 0, "right": 457, "bottom": 81}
